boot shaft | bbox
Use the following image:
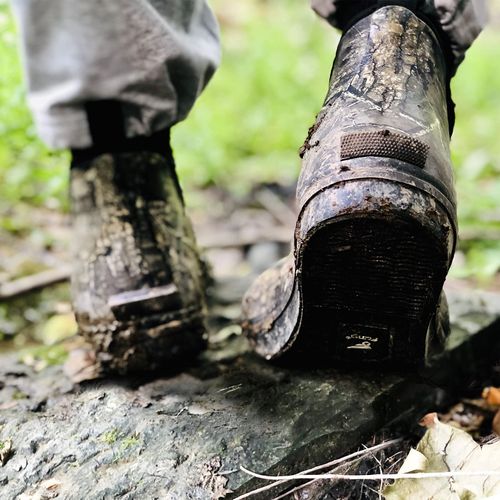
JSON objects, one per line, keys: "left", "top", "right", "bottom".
{"left": 298, "top": 6, "right": 456, "bottom": 212}
{"left": 69, "top": 152, "right": 204, "bottom": 321}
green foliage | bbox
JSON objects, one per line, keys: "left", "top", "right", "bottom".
{"left": 450, "top": 30, "right": 500, "bottom": 278}
{"left": 100, "top": 429, "right": 120, "bottom": 446}
{"left": 19, "top": 343, "right": 68, "bottom": 369}
{"left": 99, "top": 429, "right": 141, "bottom": 461}
{"left": 0, "top": 284, "right": 71, "bottom": 346}
{"left": 173, "top": 1, "right": 338, "bottom": 192}
{"left": 121, "top": 433, "right": 140, "bottom": 451}
{"left": 0, "top": 2, "right": 68, "bottom": 212}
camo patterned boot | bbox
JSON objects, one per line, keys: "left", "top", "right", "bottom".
{"left": 70, "top": 151, "right": 207, "bottom": 376}
{"left": 242, "top": 5, "right": 458, "bottom": 367}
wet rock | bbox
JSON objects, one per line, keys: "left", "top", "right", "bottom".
{"left": 0, "top": 286, "right": 498, "bottom": 499}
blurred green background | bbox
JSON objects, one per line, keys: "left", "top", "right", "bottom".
{"left": 0, "top": 0, "right": 499, "bottom": 282}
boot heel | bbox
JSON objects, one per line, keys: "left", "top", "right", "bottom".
{"left": 291, "top": 176, "right": 455, "bottom": 367}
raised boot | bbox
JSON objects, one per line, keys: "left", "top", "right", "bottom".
{"left": 70, "top": 151, "right": 207, "bottom": 375}
{"left": 242, "top": 5, "right": 457, "bottom": 367}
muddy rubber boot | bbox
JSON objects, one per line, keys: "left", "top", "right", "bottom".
{"left": 70, "top": 151, "right": 207, "bottom": 376}
{"left": 242, "top": 5, "right": 457, "bottom": 368}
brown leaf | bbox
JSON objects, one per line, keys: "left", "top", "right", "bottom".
{"left": 482, "top": 387, "right": 500, "bottom": 407}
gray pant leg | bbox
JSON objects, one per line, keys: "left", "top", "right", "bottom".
{"left": 310, "top": 0, "right": 487, "bottom": 70}
{"left": 11, "top": 0, "right": 220, "bottom": 149}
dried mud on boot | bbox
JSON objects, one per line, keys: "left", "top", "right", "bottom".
{"left": 70, "top": 152, "right": 208, "bottom": 376}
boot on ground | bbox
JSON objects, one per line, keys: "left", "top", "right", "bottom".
{"left": 242, "top": 5, "right": 457, "bottom": 367}
{"left": 70, "top": 150, "right": 207, "bottom": 376}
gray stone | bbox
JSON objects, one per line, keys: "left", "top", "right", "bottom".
{"left": 0, "top": 287, "right": 499, "bottom": 500}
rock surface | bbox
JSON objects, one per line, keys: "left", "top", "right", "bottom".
{"left": 0, "top": 284, "right": 499, "bottom": 500}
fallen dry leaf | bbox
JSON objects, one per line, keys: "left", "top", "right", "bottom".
{"left": 398, "top": 448, "right": 427, "bottom": 474}
{"left": 384, "top": 416, "right": 500, "bottom": 499}
{"left": 482, "top": 387, "right": 500, "bottom": 406}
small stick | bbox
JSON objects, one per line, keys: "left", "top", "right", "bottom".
{"left": 270, "top": 458, "right": 360, "bottom": 500}
{"left": 241, "top": 468, "right": 500, "bottom": 482}
{"left": 0, "top": 264, "right": 72, "bottom": 300}
{"left": 233, "top": 439, "right": 401, "bottom": 500}
{"left": 254, "top": 188, "right": 296, "bottom": 228}
{"left": 199, "top": 228, "right": 290, "bottom": 249}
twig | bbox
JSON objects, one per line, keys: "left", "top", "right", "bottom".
{"left": 0, "top": 264, "right": 72, "bottom": 300}
{"left": 198, "top": 228, "right": 290, "bottom": 249}
{"left": 240, "top": 468, "right": 500, "bottom": 482}
{"left": 233, "top": 439, "right": 401, "bottom": 500}
{"left": 373, "top": 449, "right": 384, "bottom": 499}
{"left": 269, "top": 458, "right": 360, "bottom": 500}
{"left": 254, "top": 188, "right": 296, "bottom": 228}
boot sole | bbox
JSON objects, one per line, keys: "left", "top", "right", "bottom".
{"left": 281, "top": 175, "right": 454, "bottom": 368}
{"left": 77, "top": 305, "right": 206, "bottom": 375}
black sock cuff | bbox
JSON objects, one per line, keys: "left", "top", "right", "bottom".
{"left": 71, "top": 100, "right": 172, "bottom": 167}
